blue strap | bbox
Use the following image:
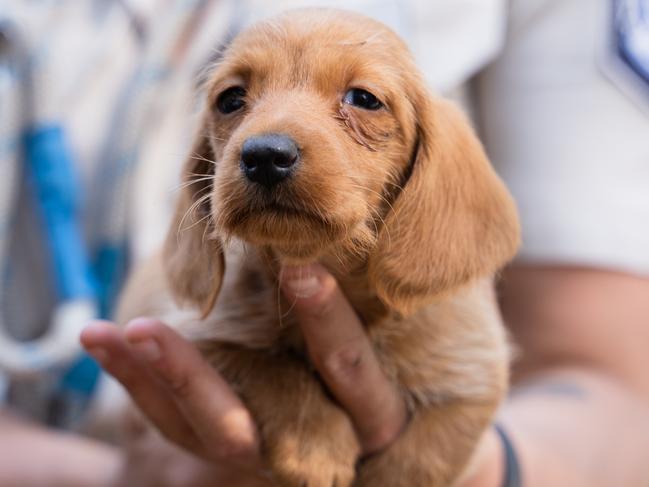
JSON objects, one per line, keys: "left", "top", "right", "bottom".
{"left": 23, "top": 125, "right": 96, "bottom": 300}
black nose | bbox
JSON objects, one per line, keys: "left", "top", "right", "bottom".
{"left": 240, "top": 134, "right": 299, "bottom": 188}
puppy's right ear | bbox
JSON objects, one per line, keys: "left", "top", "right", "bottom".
{"left": 163, "top": 124, "right": 224, "bottom": 316}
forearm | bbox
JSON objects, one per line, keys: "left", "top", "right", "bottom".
{"left": 463, "top": 266, "right": 649, "bottom": 487}
{"left": 495, "top": 266, "right": 649, "bottom": 487}
{"left": 500, "top": 367, "right": 649, "bottom": 487}
{"left": 461, "top": 367, "right": 649, "bottom": 487}
{"left": 0, "top": 410, "right": 121, "bottom": 487}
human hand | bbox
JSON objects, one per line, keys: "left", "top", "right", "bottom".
{"left": 81, "top": 317, "right": 266, "bottom": 486}
{"left": 80, "top": 264, "right": 408, "bottom": 485}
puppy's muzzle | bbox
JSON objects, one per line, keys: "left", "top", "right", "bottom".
{"left": 240, "top": 133, "right": 299, "bottom": 188}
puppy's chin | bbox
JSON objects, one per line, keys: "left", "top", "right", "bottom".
{"left": 215, "top": 205, "right": 352, "bottom": 259}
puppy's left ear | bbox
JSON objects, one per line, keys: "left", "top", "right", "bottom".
{"left": 369, "top": 83, "right": 520, "bottom": 313}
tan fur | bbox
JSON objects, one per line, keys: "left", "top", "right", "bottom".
{"left": 119, "top": 9, "right": 520, "bottom": 487}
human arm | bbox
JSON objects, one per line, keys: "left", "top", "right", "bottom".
{"left": 0, "top": 408, "right": 121, "bottom": 487}
{"left": 460, "top": 265, "right": 649, "bottom": 487}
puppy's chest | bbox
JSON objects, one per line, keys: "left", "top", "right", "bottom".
{"left": 201, "top": 269, "right": 379, "bottom": 351}
{"left": 185, "top": 255, "right": 505, "bottom": 404}
{"left": 195, "top": 264, "right": 290, "bottom": 349}
{"left": 187, "top": 245, "right": 388, "bottom": 354}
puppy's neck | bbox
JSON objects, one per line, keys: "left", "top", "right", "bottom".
{"left": 259, "top": 244, "right": 390, "bottom": 326}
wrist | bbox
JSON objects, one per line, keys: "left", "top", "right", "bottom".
{"left": 455, "top": 428, "right": 503, "bottom": 487}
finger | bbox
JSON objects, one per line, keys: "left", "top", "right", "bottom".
{"left": 80, "top": 321, "right": 202, "bottom": 454}
{"left": 280, "top": 265, "right": 408, "bottom": 454}
{"left": 123, "top": 318, "right": 261, "bottom": 466}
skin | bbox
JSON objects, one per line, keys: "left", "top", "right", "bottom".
{"left": 2, "top": 264, "right": 648, "bottom": 485}
{"left": 462, "top": 265, "right": 649, "bottom": 487}
{"left": 0, "top": 410, "right": 121, "bottom": 487}
{"left": 488, "top": 266, "right": 649, "bottom": 487}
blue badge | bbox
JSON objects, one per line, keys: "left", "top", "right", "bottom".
{"left": 615, "top": 0, "right": 649, "bottom": 86}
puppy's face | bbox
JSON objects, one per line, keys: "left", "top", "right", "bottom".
{"left": 166, "top": 9, "right": 520, "bottom": 315}
{"left": 204, "top": 11, "right": 416, "bottom": 259}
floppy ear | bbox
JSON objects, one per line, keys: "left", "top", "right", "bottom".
{"left": 369, "top": 85, "right": 520, "bottom": 313}
{"left": 163, "top": 122, "right": 225, "bottom": 316}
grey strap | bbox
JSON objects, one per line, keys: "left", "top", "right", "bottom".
{"left": 495, "top": 424, "right": 522, "bottom": 487}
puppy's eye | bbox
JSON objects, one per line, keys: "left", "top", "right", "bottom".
{"left": 343, "top": 88, "right": 383, "bottom": 110}
{"left": 216, "top": 87, "right": 246, "bottom": 114}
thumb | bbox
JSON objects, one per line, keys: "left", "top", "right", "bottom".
{"left": 280, "top": 264, "right": 349, "bottom": 324}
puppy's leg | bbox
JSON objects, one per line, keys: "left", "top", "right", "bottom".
{"left": 355, "top": 399, "right": 497, "bottom": 487}
{"left": 208, "top": 347, "right": 362, "bottom": 487}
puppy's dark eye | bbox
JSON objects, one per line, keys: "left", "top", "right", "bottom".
{"left": 216, "top": 87, "right": 247, "bottom": 114}
{"left": 343, "top": 88, "right": 383, "bottom": 110}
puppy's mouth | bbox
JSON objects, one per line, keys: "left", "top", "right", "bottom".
{"left": 261, "top": 201, "right": 309, "bottom": 217}
{"left": 215, "top": 188, "right": 348, "bottom": 251}
{"left": 237, "top": 197, "right": 330, "bottom": 229}
{"left": 234, "top": 185, "right": 314, "bottom": 217}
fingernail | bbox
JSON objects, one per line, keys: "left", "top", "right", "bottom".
{"left": 286, "top": 275, "right": 321, "bottom": 298}
{"left": 130, "top": 339, "right": 161, "bottom": 362}
{"left": 87, "top": 347, "right": 109, "bottom": 365}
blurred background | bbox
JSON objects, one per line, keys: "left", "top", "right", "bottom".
{"left": 0, "top": 0, "right": 647, "bottom": 466}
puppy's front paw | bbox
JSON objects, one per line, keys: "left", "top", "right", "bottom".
{"left": 265, "top": 403, "right": 360, "bottom": 487}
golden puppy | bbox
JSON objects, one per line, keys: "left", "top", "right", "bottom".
{"left": 119, "top": 8, "right": 520, "bottom": 487}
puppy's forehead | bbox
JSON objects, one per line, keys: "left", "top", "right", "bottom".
{"left": 216, "top": 10, "right": 410, "bottom": 90}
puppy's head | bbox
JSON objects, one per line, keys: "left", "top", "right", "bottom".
{"left": 165, "top": 9, "right": 520, "bottom": 315}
